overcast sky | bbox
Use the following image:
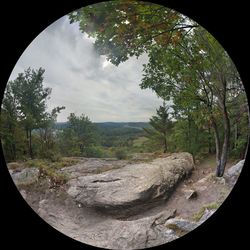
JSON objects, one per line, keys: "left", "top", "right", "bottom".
{"left": 9, "top": 16, "right": 163, "bottom": 122}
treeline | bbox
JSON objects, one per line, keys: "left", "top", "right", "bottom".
{"left": 68, "top": 1, "right": 249, "bottom": 176}
{"left": 0, "top": 68, "right": 65, "bottom": 162}
{"left": 0, "top": 68, "right": 146, "bottom": 162}
{"left": 144, "top": 101, "right": 249, "bottom": 161}
{"left": 1, "top": 67, "right": 249, "bottom": 165}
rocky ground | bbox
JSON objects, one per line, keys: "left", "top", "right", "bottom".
{"left": 8, "top": 153, "right": 244, "bottom": 249}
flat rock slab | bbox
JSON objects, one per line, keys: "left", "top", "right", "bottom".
{"left": 61, "top": 158, "right": 129, "bottom": 178}
{"left": 37, "top": 197, "right": 178, "bottom": 250}
{"left": 67, "top": 153, "right": 194, "bottom": 214}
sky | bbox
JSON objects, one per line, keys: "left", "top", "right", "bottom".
{"left": 8, "top": 16, "right": 163, "bottom": 122}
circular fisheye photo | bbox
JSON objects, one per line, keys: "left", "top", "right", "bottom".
{"left": 1, "top": 1, "right": 249, "bottom": 249}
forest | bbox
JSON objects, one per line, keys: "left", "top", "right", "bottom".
{"left": 0, "top": 1, "right": 249, "bottom": 178}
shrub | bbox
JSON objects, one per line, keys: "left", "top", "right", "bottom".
{"left": 192, "top": 202, "right": 220, "bottom": 222}
{"left": 85, "top": 146, "right": 106, "bottom": 158}
{"left": 115, "top": 149, "right": 127, "bottom": 160}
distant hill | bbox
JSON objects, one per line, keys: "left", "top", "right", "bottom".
{"left": 54, "top": 122, "right": 150, "bottom": 148}
{"left": 55, "top": 122, "right": 150, "bottom": 130}
{"left": 95, "top": 122, "right": 150, "bottom": 131}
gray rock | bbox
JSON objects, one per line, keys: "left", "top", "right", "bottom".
{"left": 11, "top": 167, "right": 39, "bottom": 186}
{"left": 74, "top": 209, "right": 178, "bottom": 249}
{"left": 37, "top": 195, "right": 178, "bottom": 249}
{"left": 225, "top": 160, "right": 245, "bottom": 187}
{"left": 61, "top": 158, "right": 128, "bottom": 178}
{"left": 184, "top": 189, "right": 198, "bottom": 200}
{"left": 67, "top": 153, "right": 194, "bottom": 214}
{"left": 165, "top": 218, "right": 198, "bottom": 232}
{"left": 20, "top": 190, "right": 27, "bottom": 200}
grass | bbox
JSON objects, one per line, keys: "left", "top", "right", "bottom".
{"left": 192, "top": 202, "right": 220, "bottom": 222}
{"left": 15, "top": 157, "right": 80, "bottom": 188}
{"left": 7, "top": 161, "right": 24, "bottom": 170}
{"left": 133, "top": 136, "right": 148, "bottom": 147}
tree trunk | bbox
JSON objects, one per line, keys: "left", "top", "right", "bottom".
{"left": 163, "top": 132, "right": 167, "bottom": 153}
{"left": 211, "top": 116, "right": 222, "bottom": 176}
{"left": 29, "top": 129, "right": 33, "bottom": 159}
{"left": 234, "top": 123, "right": 238, "bottom": 149}
{"left": 12, "top": 142, "right": 16, "bottom": 161}
{"left": 26, "top": 128, "right": 29, "bottom": 157}
{"left": 208, "top": 126, "right": 212, "bottom": 154}
{"left": 244, "top": 104, "right": 250, "bottom": 159}
{"left": 216, "top": 105, "right": 230, "bottom": 177}
{"left": 188, "top": 115, "right": 191, "bottom": 152}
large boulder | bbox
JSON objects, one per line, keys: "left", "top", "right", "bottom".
{"left": 224, "top": 159, "right": 245, "bottom": 187}
{"left": 67, "top": 152, "right": 194, "bottom": 214}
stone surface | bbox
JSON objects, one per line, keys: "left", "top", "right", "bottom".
{"left": 165, "top": 217, "right": 198, "bottom": 232}
{"left": 197, "top": 208, "right": 216, "bottom": 225}
{"left": 67, "top": 153, "right": 194, "bottom": 214}
{"left": 11, "top": 167, "right": 39, "bottom": 186}
{"left": 20, "top": 190, "right": 27, "bottom": 199}
{"left": 37, "top": 197, "right": 178, "bottom": 250}
{"left": 61, "top": 158, "right": 129, "bottom": 178}
{"left": 184, "top": 189, "right": 198, "bottom": 200}
{"left": 224, "top": 160, "right": 245, "bottom": 187}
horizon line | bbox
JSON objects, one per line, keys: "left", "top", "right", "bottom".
{"left": 56, "top": 121, "right": 150, "bottom": 123}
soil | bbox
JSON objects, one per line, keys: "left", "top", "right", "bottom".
{"left": 124, "top": 155, "right": 237, "bottom": 221}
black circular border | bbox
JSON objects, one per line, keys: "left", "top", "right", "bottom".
{"left": 0, "top": 0, "right": 249, "bottom": 249}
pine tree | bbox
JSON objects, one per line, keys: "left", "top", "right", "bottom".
{"left": 144, "top": 102, "right": 172, "bottom": 153}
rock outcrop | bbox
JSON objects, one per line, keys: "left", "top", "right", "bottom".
{"left": 37, "top": 196, "right": 178, "bottom": 250}
{"left": 8, "top": 156, "right": 246, "bottom": 249}
{"left": 11, "top": 167, "right": 39, "bottom": 186}
{"left": 224, "top": 159, "right": 245, "bottom": 187}
{"left": 67, "top": 153, "right": 194, "bottom": 214}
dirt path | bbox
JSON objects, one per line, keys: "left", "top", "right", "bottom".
{"left": 125, "top": 155, "right": 236, "bottom": 221}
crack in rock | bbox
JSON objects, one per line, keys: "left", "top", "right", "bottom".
{"left": 92, "top": 178, "right": 121, "bottom": 183}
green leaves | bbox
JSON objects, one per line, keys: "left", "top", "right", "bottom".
{"left": 1, "top": 68, "right": 66, "bottom": 160}
{"left": 68, "top": 0, "right": 195, "bottom": 66}
{"left": 144, "top": 102, "right": 172, "bottom": 153}
{"left": 67, "top": 1, "right": 248, "bottom": 161}
{"left": 59, "top": 113, "right": 100, "bottom": 157}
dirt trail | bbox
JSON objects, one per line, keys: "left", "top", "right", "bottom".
{"left": 125, "top": 155, "right": 236, "bottom": 221}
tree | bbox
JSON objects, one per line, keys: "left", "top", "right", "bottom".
{"left": 8, "top": 67, "right": 51, "bottom": 158}
{"left": 141, "top": 28, "right": 245, "bottom": 176}
{"left": 38, "top": 106, "right": 65, "bottom": 158}
{"left": 1, "top": 67, "right": 65, "bottom": 160}
{"left": 68, "top": 1, "right": 248, "bottom": 176}
{"left": 144, "top": 102, "right": 172, "bottom": 153}
{"left": 59, "top": 113, "right": 99, "bottom": 157}
{"left": 0, "top": 83, "right": 23, "bottom": 161}
{"left": 68, "top": 0, "right": 197, "bottom": 66}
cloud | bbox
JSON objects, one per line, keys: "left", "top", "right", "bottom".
{"left": 8, "top": 15, "right": 163, "bottom": 122}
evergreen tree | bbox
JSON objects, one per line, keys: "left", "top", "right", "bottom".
{"left": 144, "top": 102, "right": 172, "bottom": 153}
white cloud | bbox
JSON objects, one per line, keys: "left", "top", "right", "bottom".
{"left": 8, "top": 15, "right": 164, "bottom": 122}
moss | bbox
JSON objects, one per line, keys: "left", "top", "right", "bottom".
{"left": 21, "top": 157, "right": 78, "bottom": 188}
{"left": 192, "top": 202, "right": 220, "bottom": 222}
